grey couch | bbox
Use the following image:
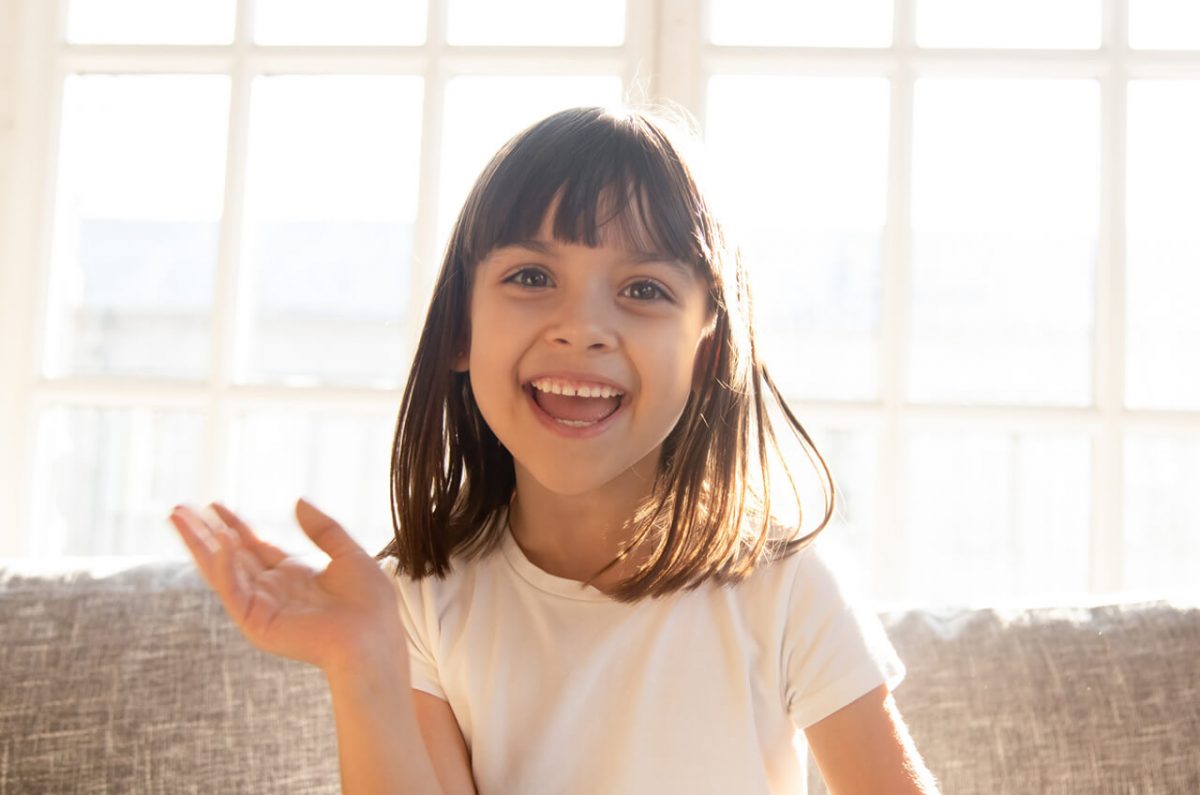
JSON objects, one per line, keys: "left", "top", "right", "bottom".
{"left": 2, "top": 559, "right": 1197, "bottom": 794}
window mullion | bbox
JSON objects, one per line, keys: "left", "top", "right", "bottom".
{"left": 653, "top": 0, "right": 705, "bottom": 120}
{"left": 875, "top": 0, "right": 916, "bottom": 602}
{"left": 205, "top": 0, "right": 256, "bottom": 503}
{"left": 1091, "top": 0, "right": 1129, "bottom": 594}
{"left": 406, "top": 0, "right": 448, "bottom": 367}
{"left": 623, "top": 0, "right": 658, "bottom": 105}
{"left": 877, "top": 105, "right": 912, "bottom": 603}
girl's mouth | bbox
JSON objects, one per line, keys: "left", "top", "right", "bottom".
{"left": 524, "top": 378, "right": 626, "bottom": 431}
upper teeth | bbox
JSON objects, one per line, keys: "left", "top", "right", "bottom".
{"left": 530, "top": 378, "right": 624, "bottom": 399}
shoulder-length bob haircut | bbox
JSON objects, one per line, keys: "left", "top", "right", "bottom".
{"left": 376, "top": 105, "right": 834, "bottom": 601}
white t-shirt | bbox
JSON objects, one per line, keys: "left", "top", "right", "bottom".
{"left": 381, "top": 512, "right": 904, "bottom": 794}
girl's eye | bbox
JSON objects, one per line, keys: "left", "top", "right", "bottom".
{"left": 504, "top": 267, "right": 551, "bottom": 289}
{"left": 622, "top": 279, "right": 671, "bottom": 302}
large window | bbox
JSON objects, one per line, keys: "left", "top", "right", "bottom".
{"left": 1, "top": 0, "right": 1197, "bottom": 605}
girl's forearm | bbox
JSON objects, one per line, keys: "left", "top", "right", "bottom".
{"left": 324, "top": 648, "right": 442, "bottom": 795}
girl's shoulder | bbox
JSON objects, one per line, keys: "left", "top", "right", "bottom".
{"left": 733, "top": 521, "right": 867, "bottom": 615}
{"left": 377, "top": 517, "right": 510, "bottom": 610}
{"left": 377, "top": 544, "right": 488, "bottom": 596}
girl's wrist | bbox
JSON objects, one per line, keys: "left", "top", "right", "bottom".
{"left": 324, "top": 655, "right": 411, "bottom": 709}
{"left": 321, "top": 625, "right": 411, "bottom": 687}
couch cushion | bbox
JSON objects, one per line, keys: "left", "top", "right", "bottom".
{"left": 808, "top": 601, "right": 1200, "bottom": 794}
{"left": 0, "top": 559, "right": 339, "bottom": 794}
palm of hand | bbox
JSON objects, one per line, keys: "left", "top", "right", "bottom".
{"left": 169, "top": 499, "right": 404, "bottom": 675}
{"left": 235, "top": 553, "right": 387, "bottom": 665}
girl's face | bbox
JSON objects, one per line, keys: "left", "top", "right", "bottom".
{"left": 460, "top": 203, "right": 713, "bottom": 498}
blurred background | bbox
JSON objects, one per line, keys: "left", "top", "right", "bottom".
{"left": 1, "top": 0, "right": 1197, "bottom": 607}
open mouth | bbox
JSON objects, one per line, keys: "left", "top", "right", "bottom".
{"left": 525, "top": 377, "right": 625, "bottom": 428}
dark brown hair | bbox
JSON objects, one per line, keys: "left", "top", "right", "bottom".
{"left": 376, "top": 105, "right": 834, "bottom": 601}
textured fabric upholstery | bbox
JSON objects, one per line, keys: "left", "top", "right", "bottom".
{"left": 3, "top": 560, "right": 1198, "bottom": 794}
{"left": 0, "top": 560, "right": 339, "bottom": 794}
{"left": 808, "top": 602, "right": 1200, "bottom": 794}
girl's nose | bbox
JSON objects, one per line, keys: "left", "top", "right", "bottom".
{"left": 545, "top": 290, "right": 618, "bottom": 352}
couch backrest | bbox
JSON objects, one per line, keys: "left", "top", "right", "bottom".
{"left": 4, "top": 561, "right": 1198, "bottom": 794}
{"left": 0, "top": 560, "right": 339, "bottom": 795}
{"left": 808, "top": 601, "right": 1200, "bottom": 794}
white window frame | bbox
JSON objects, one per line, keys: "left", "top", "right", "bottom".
{"left": 2, "top": 0, "right": 1198, "bottom": 602}
{"left": 0, "top": 0, "right": 659, "bottom": 558}
{"left": 688, "top": 0, "right": 1200, "bottom": 599}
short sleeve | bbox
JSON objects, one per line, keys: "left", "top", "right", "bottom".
{"left": 781, "top": 540, "right": 905, "bottom": 729}
{"left": 378, "top": 557, "right": 445, "bottom": 699}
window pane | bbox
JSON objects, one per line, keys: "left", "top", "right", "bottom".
{"left": 803, "top": 423, "right": 880, "bottom": 584}
{"left": 754, "top": 403, "right": 880, "bottom": 595}
{"left": 708, "top": 0, "right": 892, "bottom": 47}
{"left": 1124, "top": 433, "right": 1200, "bottom": 595}
{"left": 66, "top": 0, "right": 235, "bottom": 44}
{"left": 227, "top": 409, "right": 395, "bottom": 556}
{"left": 706, "top": 77, "right": 890, "bottom": 402}
{"left": 240, "top": 76, "right": 423, "bottom": 389}
{"left": 254, "top": 0, "right": 426, "bottom": 46}
{"left": 910, "top": 79, "right": 1098, "bottom": 406}
{"left": 31, "top": 406, "right": 204, "bottom": 557}
{"left": 1125, "top": 81, "right": 1200, "bottom": 410}
{"left": 47, "top": 75, "right": 230, "bottom": 380}
{"left": 916, "top": 0, "right": 1101, "bottom": 49}
{"left": 437, "top": 76, "right": 624, "bottom": 251}
{"left": 447, "top": 0, "right": 624, "bottom": 45}
{"left": 769, "top": 418, "right": 883, "bottom": 603}
{"left": 1130, "top": 0, "right": 1200, "bottom": 50}
{"left": 906, "top": 428, "right": 1092, "bottom": 603}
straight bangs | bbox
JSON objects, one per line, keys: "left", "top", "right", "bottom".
{"left": 455, "top": 108, "right": 719, "bottom": 290}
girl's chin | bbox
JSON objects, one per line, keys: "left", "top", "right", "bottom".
{"left": 520, "top": 467, "right": 624, "bottom": 499}
{"left": 513, "top": 455, "right": 657, "bottom": 500}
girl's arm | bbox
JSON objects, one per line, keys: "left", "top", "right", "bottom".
{"left": 412, "top": 690, "right": 477, "bottom": 794}
{"left": 804, "top": 684, "right": 940, "bottom": 794}
{"left": 324, "top": 639, "right": 447, "bottom": 795}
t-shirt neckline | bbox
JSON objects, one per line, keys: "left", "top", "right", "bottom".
{"left": 498, "top": 508, "right": 616, "bottom": 603}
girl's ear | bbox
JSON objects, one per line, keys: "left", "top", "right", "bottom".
{"left": 452, "top": 347, "right": 470, "bottom": 373}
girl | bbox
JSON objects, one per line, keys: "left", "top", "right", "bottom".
{"left": 169, "top": 106, "right": 938, "bottom": 794}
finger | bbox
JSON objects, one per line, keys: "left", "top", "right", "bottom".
{"left": 169, "top": 506, "right": 220, "bottom": 586}
{"left": 175, "top": 505, "right": 261, "bottom": 587}
{"left": 216, "top": 520, "right": 268, "bottom": 581}
{"left": 172, "top": 505, "right": 219, "bottom": 553}
{"left": 207, "top": 518, "right": 264, "bottom": 581}
{"left": 210, "top": 521, "right": 252, "bottom": 625}
{"left": 210, "top": 502, "right": 287, "bottom": 569}
{"left": 294, "top": 498, "right": 364, "bottom": 560}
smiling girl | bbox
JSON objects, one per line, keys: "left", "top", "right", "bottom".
{"left": 170, "top": 106, "right": 938, "bottom": 794}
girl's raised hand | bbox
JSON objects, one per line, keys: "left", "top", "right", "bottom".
{"left": 168, "top": 499, "right": 409, "bottom": 679}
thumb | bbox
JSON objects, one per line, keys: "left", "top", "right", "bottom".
{"left": 295, "top": 498, "right": 363, "bottom": 560}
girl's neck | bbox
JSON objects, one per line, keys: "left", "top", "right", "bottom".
{"left": 508, "top": 447, "right": 660, "bottom": 593}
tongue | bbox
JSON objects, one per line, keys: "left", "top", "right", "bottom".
{"left": 534, "top": 391, "right": 620, "bottom": 422}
